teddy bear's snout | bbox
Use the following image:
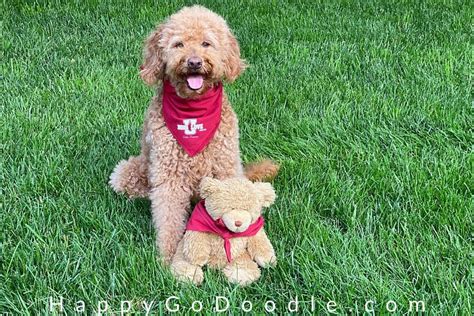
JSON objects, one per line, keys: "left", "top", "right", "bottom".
{"left": 222, "top": 211, "right": 252, "bottom": 232}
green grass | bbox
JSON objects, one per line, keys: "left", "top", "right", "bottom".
{"left": 2, "top": 0, "right": 472, "bottom": 314}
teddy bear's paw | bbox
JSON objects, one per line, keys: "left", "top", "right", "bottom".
{"left": 224, "top": 266, "right": 261, "bottom": 286}
{"left": 254, "top": 254, "right": 277, "bottom": 268}
{"left": 172, "top": 265, "right": 204, "bottom": 285}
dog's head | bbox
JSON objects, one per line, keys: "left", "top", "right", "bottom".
{"left": 140, "top": 5, "right": 246, "bottom": 98}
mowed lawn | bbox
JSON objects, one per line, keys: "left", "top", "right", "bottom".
{"left": 2, "top": 0, "right": 472, "bottom": 314}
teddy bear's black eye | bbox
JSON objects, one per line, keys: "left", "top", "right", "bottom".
{"left": 202, "top": 41, "right": 210, "bottom": 48}
{"left": 174, "top": 42, "right": 184, "bottom": 48}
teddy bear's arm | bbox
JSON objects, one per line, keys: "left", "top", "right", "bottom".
{"left": 247, "top": 229, "right": 276, "bottom": 267}
{"left": 182, "top": 231, "right": 211, "bottom": 266}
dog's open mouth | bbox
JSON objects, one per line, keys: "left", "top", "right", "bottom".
{"left": 186, "top": 75, "right": 204, "bottom": 90}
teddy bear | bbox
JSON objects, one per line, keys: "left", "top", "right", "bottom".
{"left": 171, "top": 177, "right": 277, "bottom": 285}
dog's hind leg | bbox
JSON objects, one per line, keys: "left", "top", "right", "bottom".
{"left": 109, "top": 155, "right": 150, "bottom": 198}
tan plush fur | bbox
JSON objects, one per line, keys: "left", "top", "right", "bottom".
{"left": 171, "top": 177, "right": 277, "bottom": 285}
{"left": 109, "top": 6, "right": 279, "bottom": 263}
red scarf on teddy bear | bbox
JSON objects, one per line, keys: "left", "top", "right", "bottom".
{"left": 186, "top": 200, "right": 264, "bottom": 262}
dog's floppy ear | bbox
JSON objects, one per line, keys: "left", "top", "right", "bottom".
{"left": 200, "top": 177, "right": 221, "bottom": 198}
{"left": 254, "top": 182, "right": 276, "bottom": 208}
{"left": 140, "top": 25, "right": 165, "bottom": 85}
{"left": 223, "top": 30, "right": 247, "bottom": 82}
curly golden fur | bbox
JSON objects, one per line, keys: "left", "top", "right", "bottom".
{"left": 171, "top": 177, "right": 277, "bottom": 285}
{"left": 109, "top": 6, "right": 278, "bottom": 263}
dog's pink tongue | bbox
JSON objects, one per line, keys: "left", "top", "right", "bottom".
{"left": 186, "top": 75, "right": 204, "bottom": 90}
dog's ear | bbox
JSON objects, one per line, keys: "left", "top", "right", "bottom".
{"left": 140, "top": 25, "right": 165, "bottom": 85}
{"left": 223, "top": 31, "right": 247, "bottom": 82}
{"left": 254, "top": 182, "right": 276, "bottom": 208}
{"left": 200, "top": 177, "right": 220, "bottom": 198}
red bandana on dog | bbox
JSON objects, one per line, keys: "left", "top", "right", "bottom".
{"left": 186, "top": 200, "right": 264, "bottom": 262}
{"left": 162, "top": 80, "right": 222, "bottom": 156}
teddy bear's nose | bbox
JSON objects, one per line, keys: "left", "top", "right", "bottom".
{"left": 234, "top": 221, "right": 242, "bottom": 227}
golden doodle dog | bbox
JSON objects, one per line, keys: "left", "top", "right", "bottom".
{"left": 171, "top": 177, "right": 277, "bottom": 286}
{"left": 109, "top": 6, "right": 278, "bottom": 263}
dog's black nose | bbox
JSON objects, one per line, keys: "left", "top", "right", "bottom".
{"left": 187, "top": 57, "right": 202, "bottom": 69}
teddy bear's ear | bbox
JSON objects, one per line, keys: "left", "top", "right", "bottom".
{"left": 200, "top": 177, "right": 220, "bottom": 198}
{"left": 254, "top": 182, "right": 276, "bottom": 208}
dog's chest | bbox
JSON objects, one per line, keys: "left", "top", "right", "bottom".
{"left": 149, "top": 122, "right": 227, "bottom": 170}
{"left": 146, "top": 98, "right": 238, "bottom": 188}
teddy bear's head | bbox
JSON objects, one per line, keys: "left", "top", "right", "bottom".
{"left": 199, "top": 177, "right": 276, "bottom": 233}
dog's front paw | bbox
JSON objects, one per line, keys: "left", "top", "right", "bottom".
{"left": 254, "top": 253, "right": 277, "bottom": 268}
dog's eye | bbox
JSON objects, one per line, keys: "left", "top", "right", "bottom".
{"left": 202, "top": 41, "right": 211, "bottom": 48}
{"left": 174, "top": 42, "right": 184, "bottom": 48}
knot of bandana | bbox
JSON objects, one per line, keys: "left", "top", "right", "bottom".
{"left": 162, "top": 81, "right": 223, "bottom": 156}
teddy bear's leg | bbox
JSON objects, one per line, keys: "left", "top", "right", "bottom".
{"left": 247, "top": 230, "right": 277, "bottom": 267}
{"left": 149, "top": 182, "right": 191, "bottom": 264}
{"left": 223, "top": 252, "right": 261, "bottom": 286}
{"left": 171, "top": 242, "right": 204, "bottom": 285}
{"left": 182, "top": 231, "right": 211, "bottom": 266}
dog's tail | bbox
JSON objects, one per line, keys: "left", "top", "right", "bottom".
{"left": 109, "top": 155, "right": 149, "bottom": 199}
{"left": 244, "top": 159, "right": 280, "bottom": 182}
{"left": 109, "top": 157, "right": 279, "bottom": 199}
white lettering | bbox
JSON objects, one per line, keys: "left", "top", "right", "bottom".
{"left": 327, "top": 300, "right": 337, "bottom": 313}
{"left": 311, "top": 296, "right": 316, "bottom": 312}
{"left": 288, "top": 296, "right": 299, "bottom": 312}
{"left": 408, "top": 300, "right": 425, "bottom": 312}
{"left": 191, "top": 300, "right": 203, "bottom": 312}
{"left": 386, "top": 300, "right": 397, "bottom": 312}
{"left": 241, "top": 300, "right": 252, "bottom": 312}
{"left": 365, "top": 300, "right": 375, "bottom": 313}
{"left": 215, "top": 296, "right": 229, "bottom": 312}
{"left": 97, "top": 301, "right": 108, "bottom": 315}
{"left": 265, "top": 300, "right": 276, "bottom": 312}
{"left": 142, "top": 301, "right": 154, "bottom": 315}
{"left": 177, "top": 119, "right": 206, "bottom": 136}
{"left": 120, "top": 300, "right": 132, "bottom": 315}
{"left": 165, "top": 296, "right": 180, "bottom": 312}
{"left": 49, "top": 297, "right": 64, "bottom": 312}
{"left": 75, "top": 300, "right": 85, "bottom": 313}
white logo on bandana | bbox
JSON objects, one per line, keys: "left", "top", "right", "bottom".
{"left": 177, "top": 119, "right": 206, "bottom": 135}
